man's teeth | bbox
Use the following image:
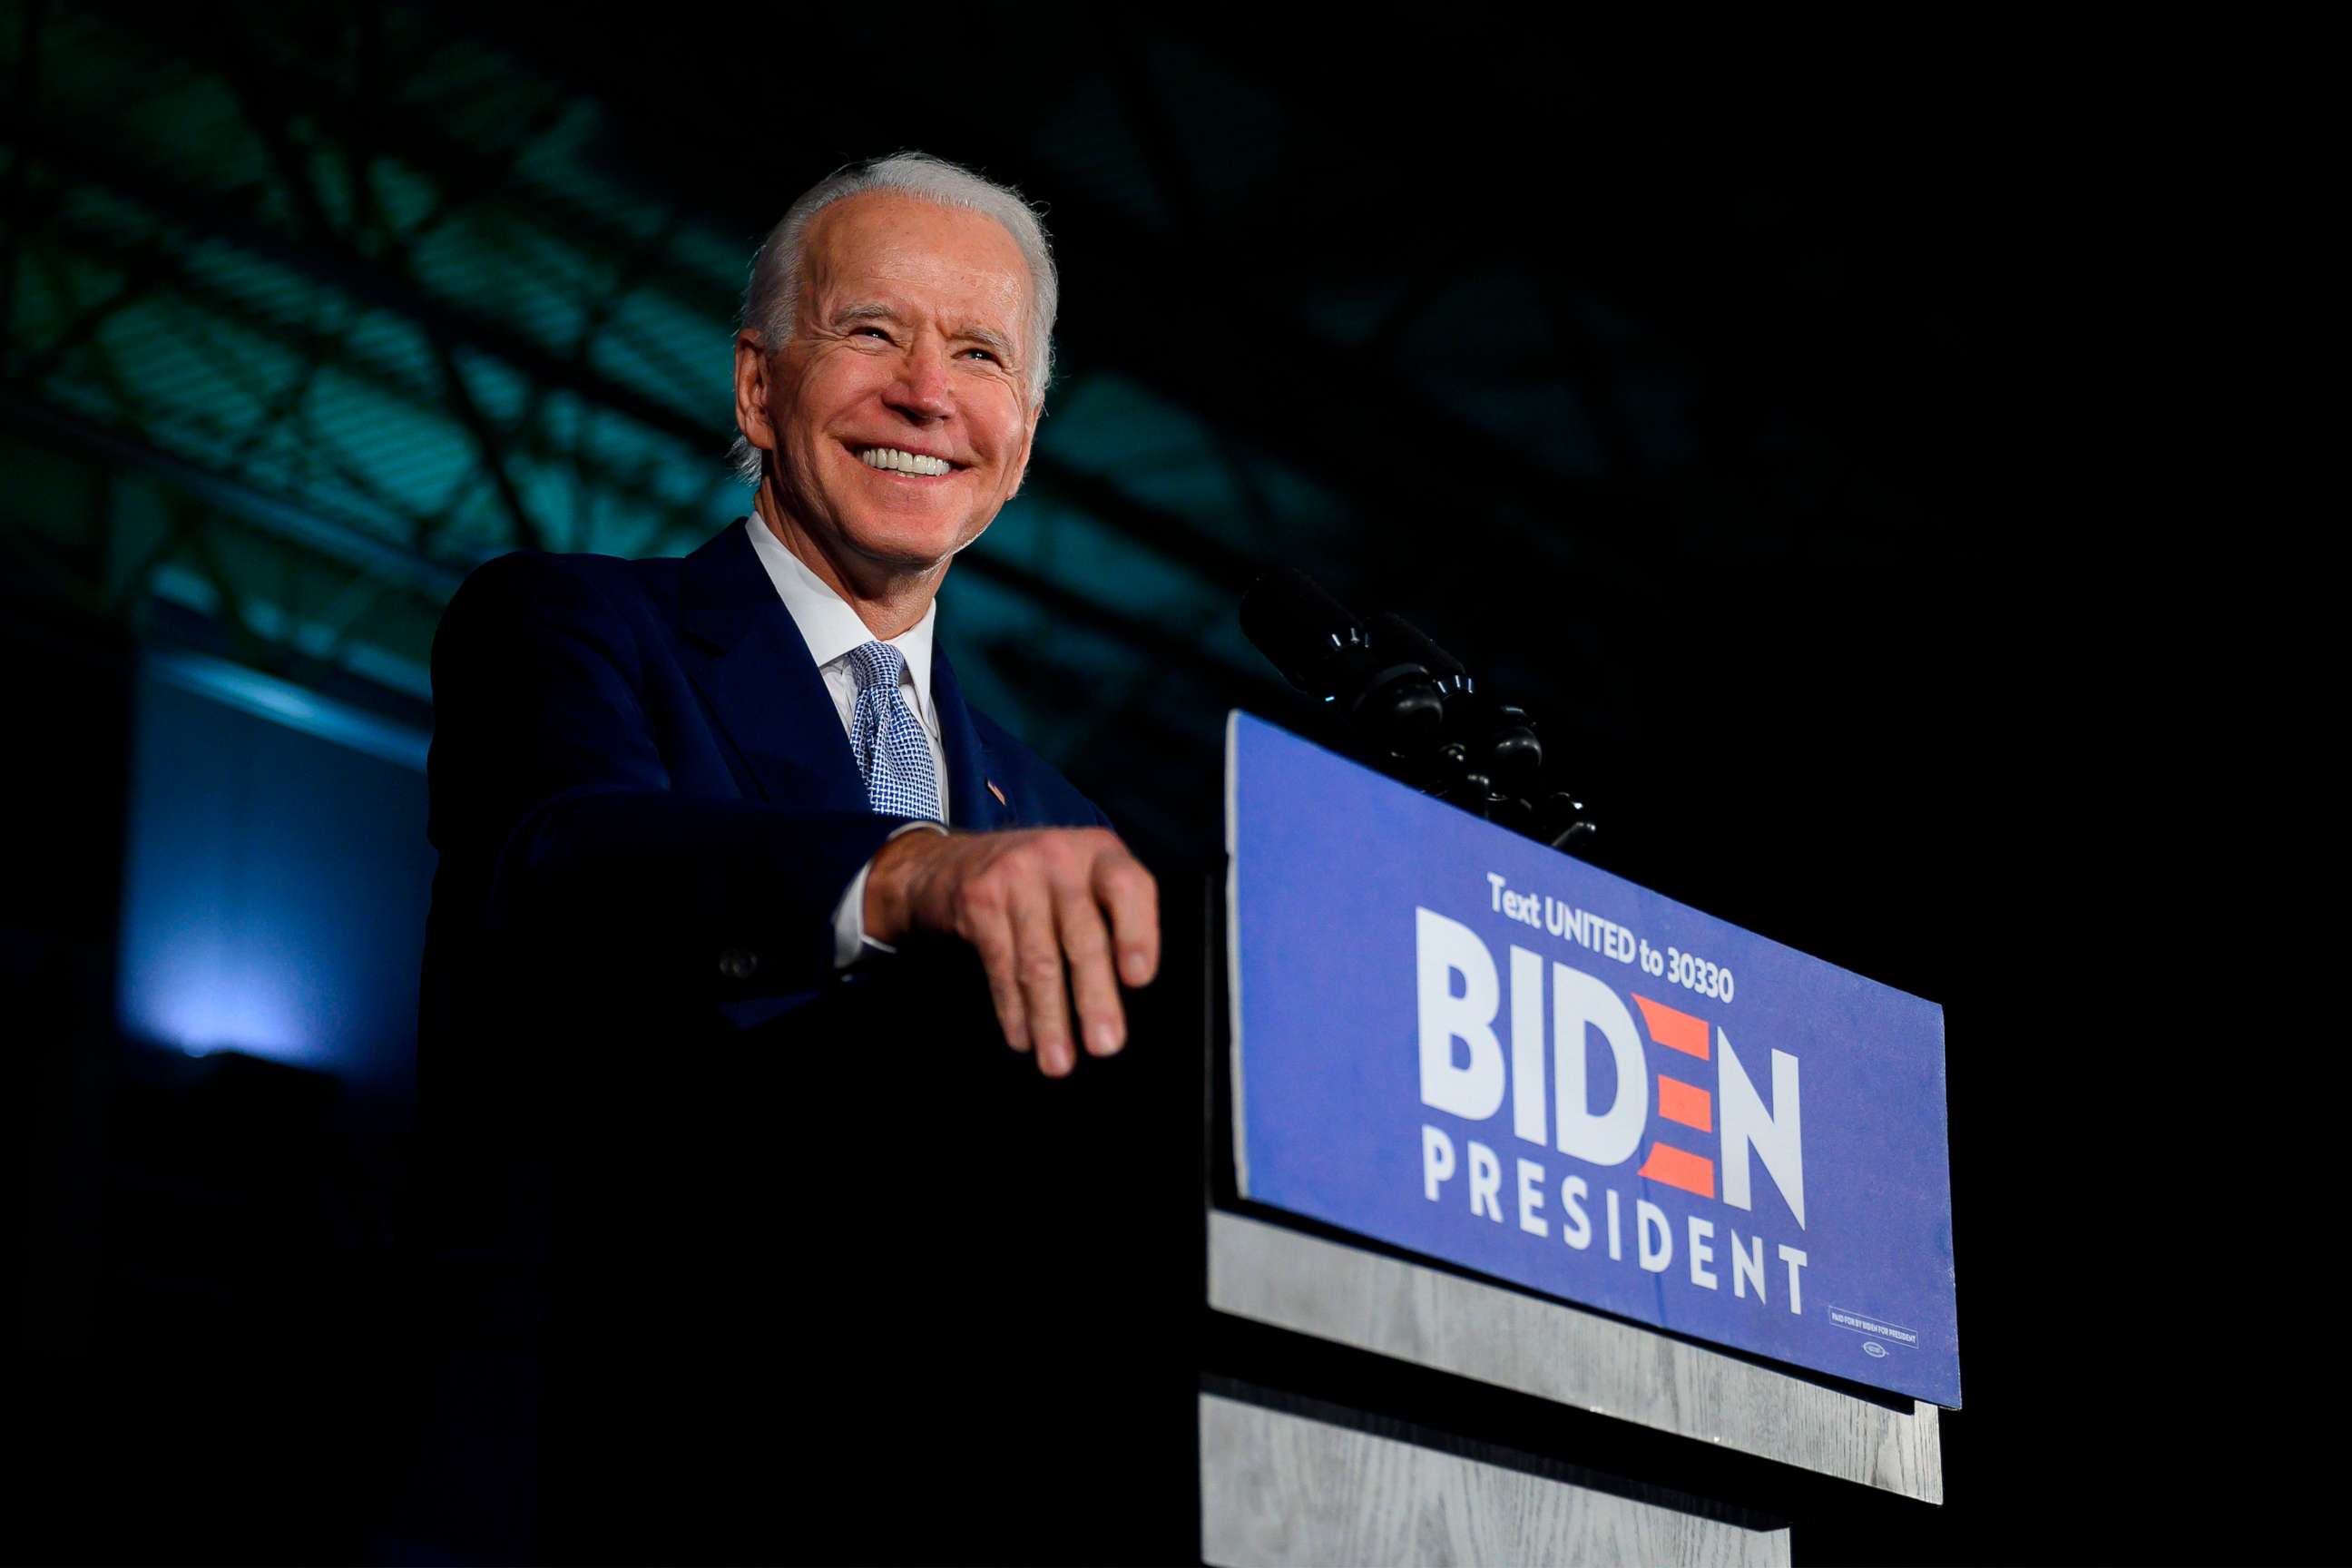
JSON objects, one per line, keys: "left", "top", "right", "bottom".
{"left": 858, "top": 446, "right": 952, "bottom": 476}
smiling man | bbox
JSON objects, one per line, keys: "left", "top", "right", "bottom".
{"left": 407, "top": 154, "right": 1166, "bottom": 1559}
{"left": 423, "top": 153, "right": 1156, "bottom": 1089}
{"left": 723, "top": 162, "right": 1159, "bottom": 1073}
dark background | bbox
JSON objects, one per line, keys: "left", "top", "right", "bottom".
{"left": 3, "top": 5, "right": 2312, "bottom": 1563}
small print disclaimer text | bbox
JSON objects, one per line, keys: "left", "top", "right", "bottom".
{"left": 1827, "top": 1307, "right": 1920, "bottom": 1348}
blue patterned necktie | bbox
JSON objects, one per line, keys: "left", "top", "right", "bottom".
{"left": 846, "top": 640, "right": 941, "bottom": 820}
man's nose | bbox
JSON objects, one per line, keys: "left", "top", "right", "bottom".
{"left": 884, "top": 337, "right": 955, "bottom": 423}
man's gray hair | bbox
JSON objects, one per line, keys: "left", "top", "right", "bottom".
{"left": 727, "top": 152, "right": 1058, "bottom": 486}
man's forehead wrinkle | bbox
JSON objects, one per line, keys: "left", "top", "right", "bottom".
{"left": 813, "top": 283, "right": 1025, "bottom": 345}
{"left": 809, "top": 298, "right": 1020, "bottom": 350}
{"left": 810, "top": 193, "right": 1030, "bottom": 291}
{"left": 787, "top": 191, "right": 1036, "bottom": 397}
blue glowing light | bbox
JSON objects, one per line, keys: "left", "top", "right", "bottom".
{"left": 145, "top": 650, "right": 430, "bottom": 771}
{"left": 115, "top": 652, "right": 433, "bottom": 1088}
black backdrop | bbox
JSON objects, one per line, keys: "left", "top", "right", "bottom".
{"left": 3, "top": 10, "right": 2319, "bottom": 1563}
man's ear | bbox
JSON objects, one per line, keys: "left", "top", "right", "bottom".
{"left": 733, "top": 330, "right": 776, "bottom": 454}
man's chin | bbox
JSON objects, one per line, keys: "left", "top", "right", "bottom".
{"left": 842, "top": 525, "right": 971, "bottom": 577}
{"left": 769, "top": 492, "right": 991, "bottom": 590}
{"left": 843, "top": 513, "right": 990, "bottom": 571}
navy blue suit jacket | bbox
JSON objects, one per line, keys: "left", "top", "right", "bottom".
{"left": 404, "top": 519, "right": 1121, "bottom": 1557}
{"left": 420, "top": 516, "right": 1109, "bottom": 1045}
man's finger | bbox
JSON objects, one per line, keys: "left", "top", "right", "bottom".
{"left": 962, "top": 894, "right": 1029, "bottom": 1054}
{"left": 1008, "top": 878, "right": 1072, "bottom": 1076}
{"left": 1054, "top": 880, "right": 1125, "bottom": 1058}
{"left": 1093, "top": 849, "right": 1161, "bottom": 988}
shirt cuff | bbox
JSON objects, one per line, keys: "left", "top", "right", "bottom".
{"left": 831, "top": 819, "right": 950, "bottom": 968}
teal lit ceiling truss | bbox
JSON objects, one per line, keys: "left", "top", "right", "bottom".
{"left": 5, "top": 6, "right": 1949, "bottom": 859}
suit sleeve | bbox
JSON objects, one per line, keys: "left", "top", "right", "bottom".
{"left": 426, "top": 551, "right": 907, "bottom": 1002}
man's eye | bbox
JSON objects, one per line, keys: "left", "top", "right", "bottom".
{"left": 855, "top": 327, "right": 892, "bottom": 341}
{"left": 961, "top": 347, "right": 1001, "bottom": 363}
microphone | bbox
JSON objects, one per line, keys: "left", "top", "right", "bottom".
{"left": 1240, "top": 573, "right": 1599, "bottom": 858}
{"left": 1366, "top": 611, "right": 1597, "bottom": 853}
{"left": 1240, "top": 570, "right": 1445, "bottom": 755}
{"left": 1364, "top": 612, "right": 1543, "bottom": 798}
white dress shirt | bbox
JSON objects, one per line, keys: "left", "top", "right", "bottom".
{"left": 743, "top": 517, "right": 949, "bottom": 965}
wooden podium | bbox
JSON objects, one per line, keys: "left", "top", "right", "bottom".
{"left": 1198, "top": 1204, "right": 1943, "bottom": 1565}
{"left": 1195, "top": 715, "right": 1955, "bottom": 1565}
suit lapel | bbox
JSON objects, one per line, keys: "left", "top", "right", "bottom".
{"left": 931, "top": 641, "right": 1014, "bottom": 830}
{"left": 676, "top": 522, "right": 867, "bottom": 813}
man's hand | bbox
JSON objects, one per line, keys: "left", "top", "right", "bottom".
{"left": 862, "top": 827, "right": 1160, "bottom": 1076}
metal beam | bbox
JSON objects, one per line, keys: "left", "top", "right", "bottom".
{"left": 0, "top": 393, "right": 463, "bottom": 598}
{"left": 5, "top": 20, "right": 1310, "bottom": 599}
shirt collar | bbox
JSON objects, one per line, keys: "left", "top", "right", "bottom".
{"left": 744, "top": 516, "right": 938, "bottom": 726}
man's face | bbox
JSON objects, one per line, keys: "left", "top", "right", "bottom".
{"left": 740, "top": 192, "right": 1039, "bottom": 578}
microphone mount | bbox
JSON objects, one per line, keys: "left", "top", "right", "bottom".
{"left": 1241, "top": 573, "right": 1598, "bottom": 856}
{"left": 1239, "top": 569, "right": 1445, "bottom": 760}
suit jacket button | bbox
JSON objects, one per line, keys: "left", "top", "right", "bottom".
{"left": 718, "top": 947, "right": 760, "bottom": 981}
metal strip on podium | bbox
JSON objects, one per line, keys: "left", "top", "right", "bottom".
{"left": 1209, "top": 1208, "right": 1944, "bottom": 1504}
{"left": 1200, "top": 1388, "right": 1793, "bottom": 1568}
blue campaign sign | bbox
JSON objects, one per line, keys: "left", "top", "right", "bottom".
{"left": 1225, "top": 712, "right": 1960, "bottom": 1407}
